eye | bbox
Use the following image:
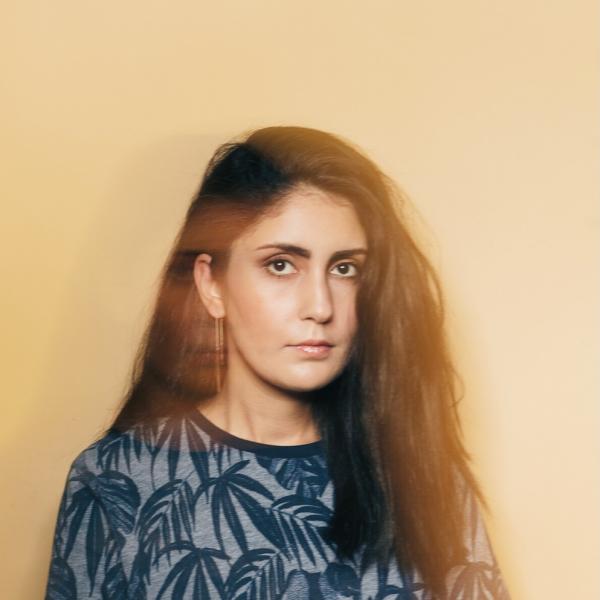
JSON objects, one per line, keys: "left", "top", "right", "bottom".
{"left": 332, "top": 262, "right": 361, "bottom": 278}
{"left": 263, "top": 259, "right": 361, "bottom": 278}
{"left": 264, "top": 258, "right": 297, "bottom": 276}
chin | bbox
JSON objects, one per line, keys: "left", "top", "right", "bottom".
{"left": 273, "top": 366, "right": 342, "bottom": 392}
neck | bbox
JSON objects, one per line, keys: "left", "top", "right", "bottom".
{"left": 197, "top": 378, "right": 321, "bottom": 446}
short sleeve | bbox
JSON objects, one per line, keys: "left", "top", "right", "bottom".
{"left": 43, "top": 454, "right": 129, "bottom": 599}
{"left": 443, "top": 484, "right": 512, "bottom": 599}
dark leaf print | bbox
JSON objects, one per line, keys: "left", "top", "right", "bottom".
{"left": 322, "top": 562, "right": 360, "bottom": 596}
{"left": 256, "top": 454, "right": 330, "bottom": 499}
{"left": 376, "top": 585, "right": 424, "bottom": 600}
{"left": 273, "top": 494, "right": 332, "bottom": 526}
{"left": 390, "top": 562, "right": 427, "bottom": 599}
{"left": 97, "top": 429, "right": 143, "bottom": 473}
{"left": 279, "top": 568, "right": 324, "bottom": 600}
{"left": 184, "top": 417, "right": 211, "bottom": 482}
{"left": 230, "top": 485, "right": 285, "bottom": 548}
{"left": 270, "top": 495, "right": 333, "bottom": 567}
{"left": 291, "top": 516, "right": 316, "bottom": 565}
{"left": 228, "top": 471, "right": 276, "bottom": 499}
{"left": 44, "top": 411, "right": 511, "bottom": 600}
{"left": 136, "top": 478, "right": 196, "bottom": 568}
{"left": 86, "top": 501, "right": 105, "bottom": 590}
{"left": 219, "top": 481, "right": 249, "bottom": 552}
{"left": 58, "top": 480, "right": 115, "bottom": 594}
{"left": 90, "top": 470, "right": 141, "bottom": 534}
{"left": 62, "top": 484, "right": 95, "bottom": 560}
{"left": 154, "top": 417, "right": 187, "bottom": 481}
{"left": 375, "top": 555, "right": 390, "bottom": 590}
{"left": 127, "top": 550, "right": 149, "bottom": 600}
{"left": 202, "top": 460, "right": 277, "bottom": 554}
{"left": 212, "top": 443, "right": 242, "bottom": 475}
{"left": 375, "top": 584, "right": 406, "bottom": 600}
{"left": 47, "top": 469, "right": 130, "bottom": 598}
{"left": 226, "top": 548, "right": 287, "bottom": 600}
{"left": 46, "top": 556, "right": 77, "bottom": 600}
{"left": 100, "top": 562, "right": 129, "bottom": 599}
{"left": 154, "top": 541, "right": 229, "bottom": 600}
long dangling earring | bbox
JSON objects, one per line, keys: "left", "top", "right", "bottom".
{"left": 215, "top": 316, "right": 224, "bottom": 392}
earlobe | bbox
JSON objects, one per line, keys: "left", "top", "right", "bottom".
{"left": 193, "top": 253, "right": 226, "bottom": 319}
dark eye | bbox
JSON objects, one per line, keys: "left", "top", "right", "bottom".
{"left": 332, "top": 262, "right": 360, "bottom": 277}
{"left": 265, "top": 259, "right": 296, "bottom": 276}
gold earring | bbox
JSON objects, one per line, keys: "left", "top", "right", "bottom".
{"left": 215, "top": 316, "right": 224, "bottom": 392}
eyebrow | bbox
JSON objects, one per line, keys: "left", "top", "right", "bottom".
{"left": 254, "top": 243, "right": 368, "bottom": 261}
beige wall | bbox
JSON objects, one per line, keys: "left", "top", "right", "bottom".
{"left": 2, "top": 1, "right": 598, "bottom": 598}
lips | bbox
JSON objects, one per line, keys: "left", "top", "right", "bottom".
{"left": 291, "top": 343, "right": 333, "bottom": 358}
{"left": 293, "top": 339, "right": 333, "bottom": 347}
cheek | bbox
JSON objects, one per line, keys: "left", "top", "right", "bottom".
{"left": 344, "top": 312, "right": 358, "bottom": 341}
{"left": 336, "top": 289, "right": 359, "bottom": 337}
{"left": 225, "top": 278, "right": 292, "bottom": 349}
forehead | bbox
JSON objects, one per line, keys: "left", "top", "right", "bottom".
{"left": 236, "top": 186, "right": 366, "bottom": 249}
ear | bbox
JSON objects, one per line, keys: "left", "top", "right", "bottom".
{"left": 193, "top": 253, "right": 226, "bottom": 319}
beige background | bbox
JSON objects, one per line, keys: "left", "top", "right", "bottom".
{"left": 1, "top": 1, "right": 598, "bottom": 598}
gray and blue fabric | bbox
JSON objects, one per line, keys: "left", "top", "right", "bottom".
{"left": 44, "top": 407, "right": 510, "bottom": 599}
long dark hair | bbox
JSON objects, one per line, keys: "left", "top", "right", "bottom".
{"left": 103, "top": 126, "right": 486, "bottom": 596}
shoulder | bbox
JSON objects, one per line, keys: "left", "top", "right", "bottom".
{"left": 64, "top": 419, "right": 160, "bottom": 481}
{"left": 63, "top": 411, "right": 215, "bottom": 487}
{"left": 65, "top": 433, "right": 108, "bottom": 480}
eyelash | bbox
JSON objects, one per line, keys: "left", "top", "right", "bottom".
{"left": 263, "top": 258, "right": 361, "bottom": 278}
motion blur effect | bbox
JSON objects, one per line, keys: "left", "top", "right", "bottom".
{"left": 146, "top": 232, "right": 224, "bottom": 398}
{"left": 58, "top": 126, "right": 511, "bottom": 599}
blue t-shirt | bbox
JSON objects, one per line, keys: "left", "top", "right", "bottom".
{"left": 44, "top": 407, "right": 510, "bottom": 599}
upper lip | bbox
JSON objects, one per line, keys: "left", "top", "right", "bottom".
{"left": 293, "top": 339, "right": 333, "bottom": 346}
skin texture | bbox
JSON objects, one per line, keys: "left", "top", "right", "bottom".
{"left": 193, "top": 184, "right": 368, "bottom": 446}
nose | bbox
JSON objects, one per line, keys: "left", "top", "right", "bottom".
{"left": 298, "top": 268, "right": 334, "bottom": 323}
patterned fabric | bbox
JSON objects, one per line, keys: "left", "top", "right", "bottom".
{"left": 44, "top": 407, "right": 510, "bottom": 599}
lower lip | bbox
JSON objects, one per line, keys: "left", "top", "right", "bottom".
{"left": 292, "top": 345, "right": 332, "bottom": 358}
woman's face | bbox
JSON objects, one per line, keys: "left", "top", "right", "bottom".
{"left": 201, "top": 185, "right": 368, "bottom": 393}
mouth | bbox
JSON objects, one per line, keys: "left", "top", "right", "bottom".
{"left": 289, "top": 344, "right": 333, "bottom": 359}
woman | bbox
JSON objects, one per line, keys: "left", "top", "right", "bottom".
{"left": 44, "top": 126, "right": 510, "bottom": 599}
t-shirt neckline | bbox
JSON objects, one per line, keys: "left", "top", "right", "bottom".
{"left": 186, "top": 406, "right": 325, "bottom": 458}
